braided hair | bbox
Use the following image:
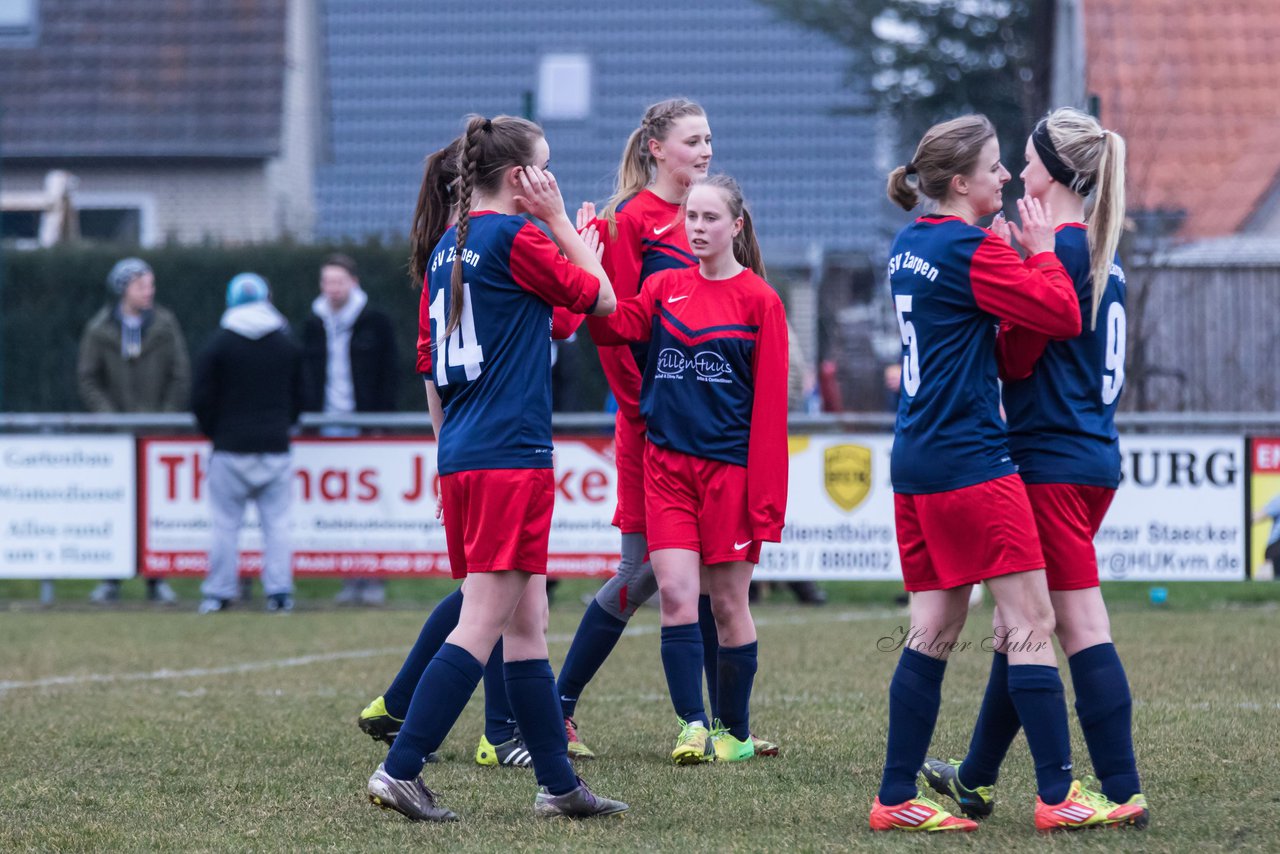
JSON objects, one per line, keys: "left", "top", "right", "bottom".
{"left": 599, "top": 98, "right": 706, "bottom": 238}
{"left": 431, "top": 115, "right": 542, "bottom": 334}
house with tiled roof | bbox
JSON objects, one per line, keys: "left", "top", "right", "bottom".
{"left": 1085, "top": 0, "right": 1280, "bottom": 243}
{"left": 0, "top": 0, "right": 321, "bottom": 244}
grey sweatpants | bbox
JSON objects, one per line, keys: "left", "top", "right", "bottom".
{"left": 202, "top": 451, "right": 294, "bottom": 599}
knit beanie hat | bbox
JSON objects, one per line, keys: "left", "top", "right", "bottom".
{"left": 226, "top": 273, "right": 271, "bottom": 307}
{"left": 106, "top": 257, "right": 152, "bottom": 297}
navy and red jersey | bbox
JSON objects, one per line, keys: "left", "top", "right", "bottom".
{"left": 416, "top": 211, "right": 600, "bottom": 475}
{"left": 593, "top": 265, "right": 789, "bottom": 541}
{"left": 585, "top": 189, "right": 698, "bottom": 419}
{"left": 888, "top": 215, "right": 1080, "bottom": 495}
{"left": 999, "top": 223, "right": 1126, "bottom": 488}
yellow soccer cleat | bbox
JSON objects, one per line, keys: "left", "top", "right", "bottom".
{"left": 1034, "top": 778, "right": 1149, "bottom": 832}
{"left": 670, "top": 719, "right": 714, "bottom": 766}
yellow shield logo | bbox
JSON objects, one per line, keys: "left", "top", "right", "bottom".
{"left": 824, "top": 444, "right": 872, "bottom": 512}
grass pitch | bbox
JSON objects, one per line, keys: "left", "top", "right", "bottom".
{"left": 1, "top": 579, "right": 1278, "bottom": 852}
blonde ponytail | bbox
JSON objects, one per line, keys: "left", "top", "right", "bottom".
{"left": 1043, "top": 108, "right": 1128, "bottom": 329}
{"left": 600, "top": 98, "right": 706, "bottom": 238}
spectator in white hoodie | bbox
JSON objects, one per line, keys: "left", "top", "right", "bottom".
{"left": 192, "top": 274, "right": 304, "bottom": 614}
{"left": 300, "top": 253, "right": 400, "bottom": 605}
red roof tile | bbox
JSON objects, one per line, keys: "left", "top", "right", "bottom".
{"left": 1086, "top": 0, "right": 1280, "bottom": 239}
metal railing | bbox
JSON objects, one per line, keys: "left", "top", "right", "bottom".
{"left": 1, "top": 411, "right": 1279, "bottom": 434}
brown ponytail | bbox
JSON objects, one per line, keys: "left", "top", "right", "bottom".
{"left": 600, "top": 98, "right": 705, "bottom": 238}
{"left": 887, "top": 114, "right": 996, "bottom": 210}
{"left": 408, "top": 138, "right": 462, "bottom": 289}
{"left": 697, "top": 174, "right": 766, "bottom": 279}
{"left": 887, "top": 165, "right": 919, "bottom": 211}
{"left": 443, "top": 114, "right": 543, "bottom": 335}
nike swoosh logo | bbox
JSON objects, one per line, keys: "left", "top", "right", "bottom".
{"left": 653, "top": 223, "right": 674, "bottom": 235}
{"left": 734, "top": 540, "right": 752, "bottom": 550}
{"left": 667, "top": 295, "right": 689, "bottom": 303}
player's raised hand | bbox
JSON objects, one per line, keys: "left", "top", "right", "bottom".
{"left": 514, "top": 164, "right": 568, "bottom": 224}
{"left": 1008, "top": 197, "right": 1055, "bottom": 257}
{"left": 575, "top": 200, "right": 597, "bottom": 233}
{"left": 580, "top": 220, "right": 604, "bottom": 262}
{"left": 988, "top": 212, "right": 1012, "bottom": 245}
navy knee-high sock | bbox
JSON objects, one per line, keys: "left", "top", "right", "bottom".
{"left": 661, "top": 623, "right": 708, "bottom": 727}
{"left": 1069, "top": 643, "right": 1141, "bottom": 802}
{"left": 483, "top": 637, "right": 515, "bottom": 743}
{"left": 556, "top": 601, "right": 627, "bottom": 718}
{"left": 383, "top": 588, "right": 464, "bottom": 718}
{"left": 504, "top": 659, "right": 578, "bottom": 796}
{"left": 384, "top": 643, "right": 483, "bottom": 780}
{"left": 717, "top": 641, "right": 758, "bottom": 741}
{"left": 959, "top": 652, "right": 1021, "bottom": 788}
{"left": 1007, "top": 664, "right": 1073, "bottom": 805}
{"left": 698, "top": 595, "right": 720, "bottom": 719}
{"left": 878, "top": 648, "right": 947, "bottom": 806}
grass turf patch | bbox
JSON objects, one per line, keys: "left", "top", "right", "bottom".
{"left": 1, "top": 584, "right": 1278, "bottom": 851}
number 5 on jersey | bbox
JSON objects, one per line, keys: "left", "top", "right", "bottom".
{"left": 428, "top": 284, "right": 485, "bottom": 386}
{"left": 895, "top": 294, "right": 921, "bottom": 397}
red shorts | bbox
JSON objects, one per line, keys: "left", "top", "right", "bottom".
{"left": 645, "top": 443, "right": 762, "bottom": 565}
{"left": 894, "top": 474, "right": 1044, "bottom": 592}
{"left": 1024, "top": 482, "right": 1115, "bottom": 591}
{"left": 439, "top": 468, "right": 554, "bottom": 579}
{"left": 612, "top": 411, "right": 647, "bottom": 534}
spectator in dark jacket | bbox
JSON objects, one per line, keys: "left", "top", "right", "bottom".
{"left": 301, "top": 253, "right": 398, "bottom": 605}
{"left": 79, "top": 257, "right": 189, "bottom": 604}
{"left": 192, "top": 273, "right": 304, "bottom": 614}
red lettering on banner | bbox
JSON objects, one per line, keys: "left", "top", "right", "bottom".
{"left": 581, "top": 470, "right": 608, "bottom": 503}
{"left": 556, "top": 469, "right": 575, "bottom": 501}
{"left": 295, "top": 467, "right": 312, "bottom": 499}
{"left": 158, "top": 454, "right": 184, "bottom": 500}
{"left": 320, "top": 469, "right": 349, "bottom": 500}
{"left": 193, "top": 452, "right": 206, "bottom": 501}
{"left": 1255, "top": 439, "right": 1280, "bottom": 473}
{"left": 401, "top": 454, "right": 427, "bottom": 502}
{"left": 357, "top": 469, "right": 379, "bottom": 502}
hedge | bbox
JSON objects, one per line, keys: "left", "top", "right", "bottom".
{"left": 0, "top": 241, "right": 608, "bottom": 413}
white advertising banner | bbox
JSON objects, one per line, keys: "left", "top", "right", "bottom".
{"left": 0, "top": 436, "right": 136, "bottom": 579}
{"left": 755, "top": 435, "right": 899, "bottom": 581}
{"left": 135, "top": 433, "right": 1246, "bottom": 582}
{"left": 1097, "top": 434, "right": 1245, "bottom": 581}
{"left": 139, "top": 437, "right": 620, "bottom": 578}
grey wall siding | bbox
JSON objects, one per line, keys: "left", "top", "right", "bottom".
{"left": 317, "top": 1, "right": 879, "bottom": 265}
{"left": 1126, "top": 264, "right": 1280, "bottom": 412}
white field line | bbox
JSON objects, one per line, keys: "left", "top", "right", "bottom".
{"left": 0, "top": 608, "right": 898, "bottom": 695}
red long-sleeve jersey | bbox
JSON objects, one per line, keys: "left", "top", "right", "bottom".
{"left": 594, "top": 265, "right": 789, "bottom": 542}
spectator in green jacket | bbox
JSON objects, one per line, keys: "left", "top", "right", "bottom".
{"left": 77, "top": 257, "right": 190, "bottom": 604}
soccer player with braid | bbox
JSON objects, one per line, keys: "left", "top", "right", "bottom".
{"left": 920, "top": 107, "right": 1147, "bottom": 831}
{"left": 364, "top": 114, "right": 627, "bottom": 821}
{"left": 357, "top": 140, "right": 548, "bottom": 772}
{"left": 868, "top": 114, "right": 1143, "bottom": 833}
{"left": 589, "top": 174, "right": 788, "bottom": 765}
{"left": 556, "top": 99, "right": 779, "bottom": 759}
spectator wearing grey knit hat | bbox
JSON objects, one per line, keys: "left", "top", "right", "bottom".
{"left": 77, "top": 257, "right": 190, "bottom": 604}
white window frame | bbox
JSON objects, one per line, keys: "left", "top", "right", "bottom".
{"left": 74, "top": 191, "right": 159, "bottom": 248}
{"left": 0, "top": 0, "right": 38, "bottom": 43}
{"left": 537, "top": 53, "right": 592, "bottom": 121}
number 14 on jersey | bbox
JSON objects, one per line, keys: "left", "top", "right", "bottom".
{"left": 428, "top": 284, "right": 485, "bottom": 386}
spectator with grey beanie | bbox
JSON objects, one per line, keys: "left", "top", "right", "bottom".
{"left": 78, "top": 256, "right": 190, "bottom": 604}
{"left": 192, "top": 273, "right": 304, "bottom": 614}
